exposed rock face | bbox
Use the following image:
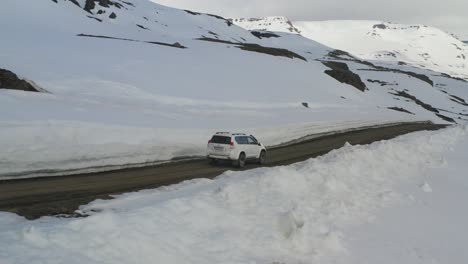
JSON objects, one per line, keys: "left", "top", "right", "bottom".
{"left": 84, "top": 0, "right": 122, "bottom": 13}
{"left": 109, "top": 12, "right": 116, "bottom": 19}
{"left": 373, "top": 24, "right": 387, "bottom": 29}
{"left": 251, "top": 31, "right": 280, "bottom": 39}
{"left": 388, "top": 107, "right": 414, "bottom": 115}
{"left": 322, "top": 61, "right": 367, "bottom": 92}
{"left": 0, "top": 69, "right": 39, "bottom": 92}
{"left": 198, "top": 38, "right": 307, "bottom": 61}
{"left": 68, "top": 0, "right": 80, "bottom": 7}
{"left": 230, "top": 17, "right": 301, "bottom": 34}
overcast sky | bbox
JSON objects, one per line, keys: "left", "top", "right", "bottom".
{"left": 155, "top": 0, "right": 468, "bottom": 39}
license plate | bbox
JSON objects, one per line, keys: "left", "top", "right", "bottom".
{"left": 214, "top": 146, "right": 224, "bottom": 151}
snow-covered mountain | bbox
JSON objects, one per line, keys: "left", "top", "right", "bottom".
{"left": 233, "top": 18, "right": 468, "bottom": 80}
{"left": 230, "top": 17, "right": 301, "bottom": 34}
{"left": 1, "top": 0, "right": 467, "bottom": 177}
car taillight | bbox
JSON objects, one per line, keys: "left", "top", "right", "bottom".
{"left": 208, "top": 140, "right": 211, "bottom": 144}
{"left": 230, "top": 141, "right": 234, "bottom": 147}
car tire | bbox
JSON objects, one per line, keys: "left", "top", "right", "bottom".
{"left": 234, "top": 152, "right": 246, "bottom": 168}
{"left": 258, "top": 150, "right": 266, "bottom": 165}
{"left": 209, "top": 158, "right": 218, "bottom": 165}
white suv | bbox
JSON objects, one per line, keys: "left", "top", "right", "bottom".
{"left": 207, "top": 132, "right": 267, "bottom": 168}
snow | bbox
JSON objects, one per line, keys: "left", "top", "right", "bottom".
{"left": 339, "top": 125, "right": 468, "bottom": 264}
{"left": 0, "top": 125, "right": 467, "bottom": 263}
{"left": 230, "top": 16, "right": 301, "bottom": 33}
{"left": 233, "top": 18, "right": 468, "bottom": 80}
{"left": 0, "top": 0, "right": 467, "bottom": 179}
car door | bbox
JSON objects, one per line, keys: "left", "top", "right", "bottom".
{"left": 246, "top": 136, "right": 259, "bottom": 158}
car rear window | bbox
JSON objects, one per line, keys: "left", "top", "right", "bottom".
{"left": 211, "top": 136, "right": 231, "bottom": 145}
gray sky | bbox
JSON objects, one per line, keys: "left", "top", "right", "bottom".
{"left": 155, "top": 0, "right": 468, "bottom": 39}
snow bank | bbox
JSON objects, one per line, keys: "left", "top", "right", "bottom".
{"left": 0, "top": 117, "right": 414, "bottom": 179}
{"left": 0, "top": 126, "right": 466, "bottom": 264}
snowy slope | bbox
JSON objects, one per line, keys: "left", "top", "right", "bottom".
{"left": 0, "top": 125, "right": 466, "bottom": 263}
{"left": 0, "top": 0, "right": 467, "bottom": 178}
{"left": 233, "top": 18, "right": 468, "bottom": 80}
{"left": 230, "top": 16, "right": 301, "bottom": 33}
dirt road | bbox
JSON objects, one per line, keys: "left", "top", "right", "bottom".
{"left": 0, "top": 122, "right": 448, "bottom": 219}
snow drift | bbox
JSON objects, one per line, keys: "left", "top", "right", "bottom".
{"left": 0, "top": 125, "right": 466, "bottom": 263}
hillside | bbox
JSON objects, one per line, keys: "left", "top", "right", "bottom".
{"left": 233, "top": 18, "right": 468, "bottom": 80}
{"left": 0, "top": 0, "right": 467, "bottom": 177}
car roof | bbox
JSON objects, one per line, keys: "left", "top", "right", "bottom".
{"left": 213, "top": 132, "right": 248, "bottom": 137}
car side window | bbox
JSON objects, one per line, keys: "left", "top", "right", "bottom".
{"left": 236, "top": 136, "right": 248, "bottom": 145}
{"left": 247, "top": 137, "right": 257, "bottom": 145}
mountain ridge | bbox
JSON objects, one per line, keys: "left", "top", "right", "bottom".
{"left": 232, "top": 17, "right": 468, "bottom": 80}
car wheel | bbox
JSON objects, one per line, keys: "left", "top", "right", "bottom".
{"left": 234, "top": 152, "right": 246, "bottom": 168}
{"left": 258, "top": 150, "right": 266, "bottom": 165}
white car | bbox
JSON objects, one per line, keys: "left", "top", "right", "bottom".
{"left": 207, "top": 132, "right": 267, "bottom": 168}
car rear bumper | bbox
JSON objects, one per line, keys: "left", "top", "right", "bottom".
{"left": 207, "top": 154, "right": 231, "bottom": 160}
{"left": 207, "top": 151, "right": 237, "bottom": 160}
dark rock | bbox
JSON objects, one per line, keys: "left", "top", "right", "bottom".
{"left": 84, "top": 0, "right": 121, "bottom": 13}
{"left": 121, "top": 0, "right": 135, "bottom": 7}
{"left": 449, "top": 95, "right": 468, "bottom": 106}
{"left": 51, "top": 0, "right": 58, "bottom": 3}
{"left": 302, "top": 102, "right": 309, "bottom": 108}
{"left": 87, "top": 16, "right": 102, "bottom": 22}
{"left": 77, "top": 34, "right": 187, "bottom": 49}
{"left": 239, "top": 44, "right": 306, "bottom": 61}
{"left": 437, "top": 73, "right": 467, "bottom": 83}
{"left": 136, "top": 24, "right": 149, "bottom": 30}
{"left": 391, "top": 91, "right": 438, "bottom": 113}
{"left": 184, "top": 10, "right": 201, "bottom": 15}
{"left": 206, "top": 14, "right": 233, "bottom": 26}
{"left": 373, "top": 24, "right": 387, "bottom": 29}
{"left": 251, "top": 31, "right": 280, "bottom": 39}
{"left": 0, "top": 69, "right": 39, "bottom": 92}
{"left": 388, "top": 107, "right": 414, "bottom": 115}
{"left": 96, "top": 10, "right": 105, "bottom": 14}
{"left": 109, "top": 12, "right": 117, "bottom": 19}
{"left": 328, "top": 49, "right": 352, "bottom": 58}
{"left": 360, "top": 67, "right": 434, "bottom": 86}
{"left": 68, "top": 0, "right": 81, "bottom": 7}
{"left": 327, "top": 50, "right": 434, "bottom": 86}
{"left": 390, "top": 90, "right": 457, "bottom": 123}
{"left": 184, "top": 10, "right": 232, "bottom": 26}
{"left": 98, "top": 0, "right": 111, "bottom": 7}
{"left": 367, "top": 79, "right": 396, "bottom": 86}
{"left": 197, "top": 38, "right": 306, "bottom": 61}
{"left": 436, "top": 114, "right": 456, "bottom": 123}
{"left": 322, "top": 61, "right": 367, "bottom": 92}
{"left": 171, "top": 42, "right": 185, "bottom": 48}
{"left": 84, "top": 0, "right": 95, "bottom": 12}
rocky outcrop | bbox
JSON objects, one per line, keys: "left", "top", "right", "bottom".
{"left": 84, "top": 0, "right": 123, "bottom": 14}
{"left": 197, "top": 38, "right": 306, "bottom": 61}
{"left": 322, "top": 61, "right": 367, "bottom": 92}
{"left": 0, "top": 69, "right": 39, "bottom": 92}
